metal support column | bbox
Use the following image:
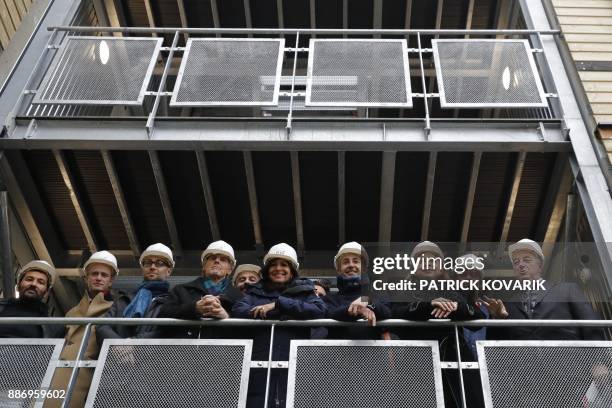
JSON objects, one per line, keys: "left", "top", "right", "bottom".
{"left": 0, "top": 188, "right": 13, "bottom": 297}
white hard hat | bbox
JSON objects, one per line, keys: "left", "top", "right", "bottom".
{"left": 201, "top": 240, "right": 236, "bottom": 267}
{"left": 263, "top": 243, "right": 299, "bottom": 270}
{"left": 411, "top": 241, "right": 444, "bottom": 259}
{"left": 456, "top": 253, "right": 484, "bottom": 274}
{"left": 334, "top": 242, "right": 363, "bottom": 269}
{"left": 508, "top": 239, "right": 544, "bottom": 263}
{"left": 17, "top": 260, "right": 56, "bottom": 288}
{"left": 82, "top": 250, "right": 119, "bottom": 276}
{"left": 139, "top": 243, "right": 175, "bottom": 267}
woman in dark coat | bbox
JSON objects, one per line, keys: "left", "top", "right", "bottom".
{"left": 232, "top": 243, "right": 326, "bottom": 408}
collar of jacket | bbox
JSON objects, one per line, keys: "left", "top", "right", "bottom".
{"left": 0, "top": 297, "right": 48, "bottom": 314}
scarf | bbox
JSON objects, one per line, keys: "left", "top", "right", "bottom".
{"left": 336, "top": 275, "right": 362, "bottom": 294}
{"left": 123, "top": 280, "right": 169, "bottom": 318}
{"left": 202, "top": 277, "right": 229, "bottom": 296}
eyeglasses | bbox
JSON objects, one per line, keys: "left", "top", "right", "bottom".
{"left": 141, "top": 260, "right": 169, "bottom": 268}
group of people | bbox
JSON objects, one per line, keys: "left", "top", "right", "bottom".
{"left": 0, "top": 238, "right": 605, "bottom": 407}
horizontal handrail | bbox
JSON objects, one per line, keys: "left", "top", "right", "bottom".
{"left": 0, "top": 317, "right": 610, "bottom": 327}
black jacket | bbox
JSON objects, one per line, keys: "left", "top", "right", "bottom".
{"left": 488, "top": 281, "right": 603, "bottom": 340}
{"left": 96, "top": 291, "right": 169, "bottom": 346}
{"left": 0, "top": 298, "right": 63, "bottom": 338}
{"left": 321, "top": 281, "right": 391, "bottom": 339}
{"left": 158, "top": 277, "right": 239, "bottom": 338}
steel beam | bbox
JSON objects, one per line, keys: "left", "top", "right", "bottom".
{"left": 143, "top": 0, "right": 157, "bottom": 37}
{"left": 243, "top": 0, "right": 252, "bottom": 38}
{"left": 499, "top": 151, "right": 526, "bottom": 243}
{"left": 338, "top": 151, "right": 346, "bottom": 245}
{"left": 53, "top": 150, "right": 97, "bottom": 253}
{"left": 195, "top": 150, "right": 220, "bottom": 241}
{"left": 243, "top": 151, "right": 263, "bottom": 248}
{"left": 535, "top": 153, "right": 570, "bottom": 242}
{"left": 421, "top": 152, "right": 437, "bottom": 241}
{"left": 177, "top": 0, "right": 189, "bottom": 40}
{"left": 290, "top": 152, "right": 305, "bottom": 251}
{"left": 276, "top": 0, "right": 284, "bottom": 29}
{"left": 309, "top": 0, "right": 315, "bottom": 31}
{"left": 373, "top": 0, "right": 383, "bottom": 39}
{"left": 342, "top": 0, "right": 347, "bottom": 38}
{"left": 148, "top": 151, "right": 182, "bottom": 257}
{"left": 1, "top": 120, "right": 571, "bottom": 152}
{"left": 460, "top": 151, "right": 481, "bottom": 243}
{"left": 0, "top": 189, "right": 13, "bottom": 297}
{"left": 378, "top": 151, "right": 396, "bottom": 243}
{"left": 210, "top": 0, "right": 220, "bottom": 38}
{"left": 101, "top": 150, "right": 140, "bottom": 257}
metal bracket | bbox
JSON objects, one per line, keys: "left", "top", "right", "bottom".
{"left": 250, "top": 361, "right": 289, "bottom": 369}
{"left": 55, "top": 360, "right": 97, "bottom": 368}
{"left": 440, "top": 361, "right": 479, "bottom": 369}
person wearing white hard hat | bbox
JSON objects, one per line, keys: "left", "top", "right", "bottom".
{"left": 159, "top": 240, "right": 237, "bottom": 338}
{"left": 232, "top": 264, "right": 262, "bottom": 294}
{"left": 321, "top": 242, "right": 390, "bottom": 339}
{"left": 232, "top": 243, "right": 326, "bottom": 408}
{"left": 45, "top": 251, "right": 118, "bottom": 408}
{"left": 486, "top": 238, "right": 602, "bottom": 341}
{"left": 97, "top": 243, "right": 173, "bottom": 344}
{"left": 0, "top": 260, "right": 62, "bottom": 338}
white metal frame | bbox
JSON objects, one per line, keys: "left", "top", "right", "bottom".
{"left": 432, "top": 39, "right": 548, "bottom": 108}
{"left": 32, "top": 36, "right": 163, "bottom": 106}
{"left": 170, "top": 37, "right": 285, "bottom": 107}
{"left": 477, "top": 340, "right": 612, "bottom": 408}
{"left": 305, "top": 38, "right": 413, "bottom": 108}
{"left": 286, "top": 340, "right": 445, "bottom": 408}
{"left": 85, "top": 338, "right": 253, "bottom": 408}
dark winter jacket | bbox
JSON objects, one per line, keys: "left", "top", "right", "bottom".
{"left": 320, "top": 279, "right": 391, "bottom": 339}
{"left": 158, "top": 277, "right": 239, "bottom": 338}
{"left": 96, "top": 290, "right": 169, "bottom": 346}
{"left": 0, "top": 298, "right": 63, "bottom": 338}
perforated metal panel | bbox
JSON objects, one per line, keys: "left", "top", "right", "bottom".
{"left": 0, "top": 339, "right": 64, "bottom": 408}
{"left": 432, "top": 39, "right": 547, "bottom": 108}
{"left": 287, "top": 340, "right": 444, "bottom": 408}
{"left": 33, "top": 36, "right": 162, "bottom": 105}
{"left": 478, "top": 341, "right": 612, "bottom": 408}
{"left": 306, "top": 39, "right": 412, "bottom": 107}
{"left": 171, "top": 38, "right": 285, "bottom": 107}
{"left": 85, "top": 339, "right": 252, "bottom": 408}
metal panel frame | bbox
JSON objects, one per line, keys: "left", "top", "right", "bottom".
{"left": 85, "top": 339, "right": 253, "bottom": 408}
{"left": 32, "top": 36, "right": 163, "bottom": 106}
{"left": 0, "top": 338, "right": 65, "bottom": 408}
{"left": 432, "top": 39, "right": 548, "bottom": 108}
{"left": 286, "top": 340, "right": 445, "bottom": 408}
{"left": 305, "top": 38, "right": 413, "bottom": 108}
{"left": 170, "top": 38, "right": 285, "bottom": 107}
{"left": 477, "top": 340, "right": 612, "bottom": 408}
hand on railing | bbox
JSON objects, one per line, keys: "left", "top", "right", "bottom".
{"left": 196, "top": 295, "right": 229, "bottom": 319}
{"left": 347, "top": 299, "right": 377, "bottom": 326}
{"left": 431, "top": 298, "right": 458, "bottom": 319}
{"left": 251, "top": 303, "right": 275, "bottom": 319}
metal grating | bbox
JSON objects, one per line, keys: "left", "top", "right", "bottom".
{"left": 287, "top": 340, "right": 444, "bottom": 408}
{"left": 305, "top": 39, "right": 412, "bottom": 107}
{"left": 432, "top": 39, "right": 547, "bottom": 108}
{"left": 171, "top": 38, "right": 285, "bottom": 106}
{"left": 478, "top": 341, "right": 612, "bottom": 408}
{"left": 85, "top": 339, "right": 252, "bottom": 408}
{"left": 0, "top": 339, "right": 64, "bottom": 408}
{"left": 34, "top": 36, "right": 162, "bottom": 105}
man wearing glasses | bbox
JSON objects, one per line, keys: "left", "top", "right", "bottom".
{"left": 97, "top": 243, "right": 174, "bottom": 343}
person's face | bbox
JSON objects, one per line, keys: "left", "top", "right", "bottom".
{"left": 458, "top": 268, "right": 482, "bottom": 282}
{"left": 268, "top": 259, "right": 292, "bottom": 283}
{"left": 18, "top": 271, "right": 49, "bottom": 300}
{"left": 203, "top": 254, "right": 232, "bottom": 282}
{"left": 314, "top": 284, "right": 326, "bottom": 297}
{"left": 338, "top": 254, "right": 361, "bottom": 278}
{"left": 235, "top": 271, "right": 260, "bottom": 292}
{"left": 141, "top": 257, "right": 172, "bottom": 281}
{"left": 85, "top": 263, "right": 115, "bottom": 294}
{"left": 511, "top": 250, "right": 542, "bottom": 280}
{"left": 414, "top": 252, "right": 444, "bottom": 280}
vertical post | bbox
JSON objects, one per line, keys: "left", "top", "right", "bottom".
{"left": 0, "top": 189, "right": 13, "bottom": 297}
{"left": 286, "top": 31, "right": 300, "bottom": 135}
{"left": 61, "top": 323, "right": 92, "bottom": 408}
{"left": 264, "top": 324, "right": 276, "bottom": 408}
{"left": 417, "top": 33, "right": 430, "bottom": 134}
{"left": 454, "top": 325, "right": 467, "bottom": 408}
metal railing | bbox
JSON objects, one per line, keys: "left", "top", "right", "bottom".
{"left": 7, "top": 27, "right": 564, "bottom": 138}
{"left": 0, "top": 317, "right": 609, "bottom": 408}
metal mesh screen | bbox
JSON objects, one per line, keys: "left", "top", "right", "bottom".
{"left": 478, "top": 341, "right": 612, "bottom": 408}
{"left": 432, "top": 39, "right": 547, "bottom": 108}
{"left": 287, "top": 340, "right": 443, "bottom": 408}
{"left": 86, "top": 339, "right": 251, "bottom": 408}
{"left": 306, "top": 39, "right": 412, "bottom": 107}
{"left": 0, "top": 340, "right": 64, "bottom": 408}
{"left": 171, "top": 38, "right": 284, "bottom": 106}
{"left": 34, "top": 36, "right": 162, "bottom": 105}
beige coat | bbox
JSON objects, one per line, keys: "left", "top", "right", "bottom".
{"left": 44, "top": 292, "right": 113, "bottom": 408}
